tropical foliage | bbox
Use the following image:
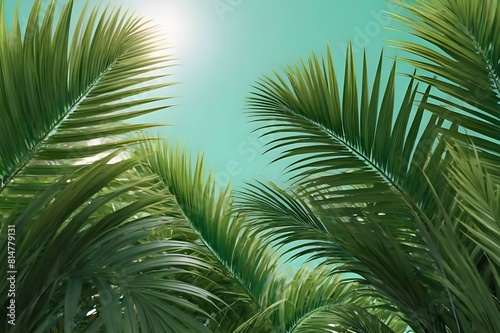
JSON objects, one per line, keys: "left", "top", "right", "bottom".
{"left": 0, "top": 0, "right": 498, "bottom": 332}
{"left": 0, "top": 0, "right": 215, "bottom": 331}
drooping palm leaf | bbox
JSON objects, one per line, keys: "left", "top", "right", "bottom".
{"left": 389, "top": 0, "right": 500, "bottom": 320}
{"left": 291, "top": 304, "right": 399, "bottom": 333}
{"left": 444, "top": 141, "right": 500, "bottom": 288}
{"left": 0, "top": 152, "right": 217, "bottom": 333}
{"left": 389, "top": 0, "right": 500, "bottom": 164}
{"left": 410, "top": 161, "right": 500, "bottom": 332}
{"left": 245, "top": 43, "right": 450, "bottom": 260}
{"left": 236, "top": 181, "right": 354, "bottom": 267}
{"left": 270, "top": 268, "right": 405, "bottom": 333}
{"left": 236, "top": 182, "right": 450, "bottom": 332}
{"left": 0, "top": 0, "right": 174, "bottom": 213}
{"left": 137, "top": 140, "right": 287, "bottom": 332}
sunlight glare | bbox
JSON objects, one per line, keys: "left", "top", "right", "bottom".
{"left": 137, "top": 2, "right": 200, "bottom": 58}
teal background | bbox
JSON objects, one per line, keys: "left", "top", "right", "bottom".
{"left": 4, "top": 0, "right": 415, "bottom": 189}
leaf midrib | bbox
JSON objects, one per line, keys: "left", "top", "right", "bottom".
{"left": 282, "top": 106, "right": 412, "bottom": 209}
{"left": 0, "top": 54, "right": 123, "bottom": 194}
{"left": 466, "top": 27, "right": 500, "bottom": 104}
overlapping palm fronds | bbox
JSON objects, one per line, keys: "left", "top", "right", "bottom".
{"left": 138, "top": 141, "right": 407, "bottom": 332}
{"left": 2, "top": 0, "right": 498, "bottom": 331}
{"left": 237, "top": 0, "right": 500, "bottom": 332}
{"left": 236, "top": 180, "right": 448, "bottom": 332}
{"left": 445, "top": 143, "right": 500, "bottom": 269}
{"left": 268, "top": 268, "right": 407, "bottom": 333}
{"left": 1, "top": 153, "right": 218, "bottom": 332}
{"left": 390, "top": 0, "right": 500, "bottom": 169}
{"left": 0, "top": 1, "right": 218, "bottom": 332}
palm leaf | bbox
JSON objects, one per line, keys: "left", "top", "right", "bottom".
{"left": 274, "top": 268, "right": 405, "bottom": 333}
{"left": 248, "top": 45, "right": 453, "bottom": 221}
{"left": 0, "top": 152, "right": 216, "bottom": 332}
{"left": 291, "top": 304, "right": 397, "bottom": 333}
{"left": 445, "top": 141, "right": 500, "bottom": 288}
{"left": 389, "top": 0, "right": 500, "bottom": 162}
{"left": 0, "top": 0, "right": 174, "bottom": 213}
{"left": 241, "top": 44, "right": 495, "bottom": 332}
{"left": 242, "top": 37, "right": 500, "bottom": 330}
{"left": 236, "top": 182, "right": 450, "bottom": 332}
{"left": 411, "top": 164, "right": 500, "bottom": 332}
{"left": 137, "top": 140, "right": 287, "bottom": 332}
{"left": 236, "top": 1, "right": 500, "bottom": 331}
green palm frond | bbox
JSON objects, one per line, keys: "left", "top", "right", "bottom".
{"left": 236, "top": 182, "right": 448, "bottom": 332}
{"left": 411, "top": 163, "right": 500, "bottom": 332}
{"left": 137, "top": 140, "right": 288, "bottom": 332}
{"left": 246, "top": 43, "right": 453, "bottom": 263}
{"left": 445, "top": 141, "right": 500, "bottom": 285}
{"left": 236, "top": 181, "right": 354, "bottom": 266}
{"left": 390, "top": 0, "right": 500, "bottom": 160}
{"left": 248, "top": 45, "right": 453, "bottom": 220}
{"left": 274, "top": 269, "right": 354, "bottom": 332}
{"left": 241, "top": 44, "right": 496, "bottom": 332}
{"left": 243, "top": 34, "right": 499, "bottom": 331}
{"left": 0, "top": 0, "right": 174, "bottom": 213}
{"left": 291, "top": 304, "right": 398, "bottom": 333}
{"left": 273, "top": 269, "right": 404, "bottom": 333}
{"left": 0, "top": 152, "right": 216, "bottom": 333}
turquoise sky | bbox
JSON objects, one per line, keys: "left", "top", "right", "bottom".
{"left": 5, "top": 0, "right": 417, "bottom": 189}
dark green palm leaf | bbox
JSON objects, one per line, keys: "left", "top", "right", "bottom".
{"left": 291, "top": 304, "right": 397, "bottom": 333}
{"left": 241, "top": 4, "right": 500, "bottom": 331}
{"left": 0, "top": 152, "right": 216, "bottom": 332}
{"left": 236, "top": 182, "right": 450, "bottom": 332}
{"left": 411, "top": 164, "right": 500, "bottom": 332}
{"left": 444, "top": 141, "right": 500, "bottom": 291}
{"left": 242, "top": 46, "right": 466, "bottom": 332}
{"left": 272, "top": 268, "right": 405, "bottom": 333}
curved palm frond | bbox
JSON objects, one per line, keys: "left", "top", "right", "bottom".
{"left": 448, "top": 143, "right": 500, "bottom": 261}
{"left": 272, "top": 268, "right": 405, "bottom": 333}
{"left": 137, "top": 140, "right": 289, "bottom": 332}
{"left": 248, "top": 45, "right": 453, "bottom": 221}
{"left": 236, "top": 181, "right": 354, "bottom": 267}
{"left": 0, "top": 0, "right": 174, "bottom": 213}
{"left": 390, "top": 0, "right": 500, "bottom": 164}
{"left": 243, "top": 27, "right": 499, "bottom": 330}
{"left": 240, "top": 43, "right": 498, "bottom": 332}
{"left": 137, "top": 140, "right": 411, "bottom": 332}
{"left": 387, "top": 1, "right": 500, "bottom": 327}
{"left": 444, "top": 141, "right": 500, "bottom": 290}
{"left": 236, "top": 182, "right": 449, "bottom": 332}
{"left": 411, "top": 159, "right": 500, "bottom": 332}
{"left": 245, "top": 44, "right": 448, "bottom": 261}
{"left": 291, "top": 304, "right": 399, "bottom": 333}
{"left": 0, "top": 152, "right": 216, "bottom": 333}
{"left": 0, "top": 1, "right": 219, "bottom": 332}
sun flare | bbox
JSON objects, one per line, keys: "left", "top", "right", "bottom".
{"left": 134, "top": 1, "right": 201, "bottom": 58}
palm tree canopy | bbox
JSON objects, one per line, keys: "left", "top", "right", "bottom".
{"left": 1, "top": 0, "right": 499, "bottom": 332}
{"left": 0, "top": 1, "right": 219, "bottom": 332}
